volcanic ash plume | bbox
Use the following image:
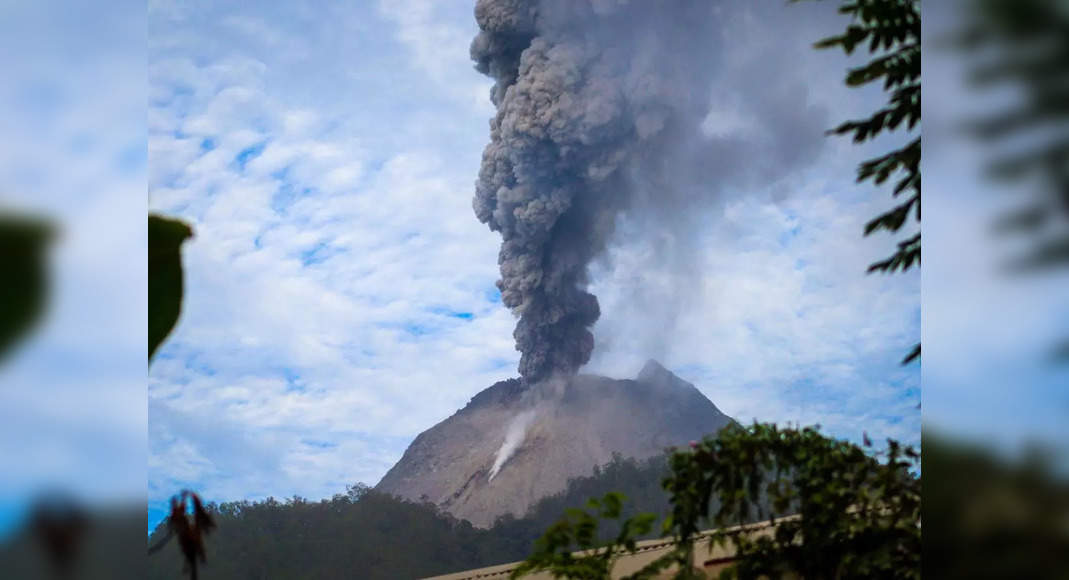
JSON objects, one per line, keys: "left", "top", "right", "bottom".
{"left": 470, "top": 0, "right": 719, "bottom": 383}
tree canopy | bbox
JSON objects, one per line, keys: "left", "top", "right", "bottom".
{"left": 516, "top": 423, "right": 920, "bottom": 580}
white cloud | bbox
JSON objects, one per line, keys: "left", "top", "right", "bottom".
{"left": 377, "top": 0, "right": 495, "bottom": 114}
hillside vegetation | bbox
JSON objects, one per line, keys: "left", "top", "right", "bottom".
{"left": 145, "top": 453, "right": 670, "bottom": 580}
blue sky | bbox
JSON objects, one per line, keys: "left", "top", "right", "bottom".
{"left": 143, "top": 0, "right": 923, "bottom": 531}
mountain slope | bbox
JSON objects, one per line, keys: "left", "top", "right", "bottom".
{"left": 376, "top": 360, "right": 732, "bottom": 527}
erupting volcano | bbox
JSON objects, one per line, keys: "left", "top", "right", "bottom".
{"left": 376, "top": 361, "right": 733, "bottom": 527}
{"left": 377, "top": 0, "right": 827, "bottom": 528}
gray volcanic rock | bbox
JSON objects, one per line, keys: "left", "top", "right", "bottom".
{"left": 375, "top": 360, "right": 733, "bottom": 528}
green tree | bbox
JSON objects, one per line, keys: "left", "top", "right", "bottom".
{"left": 923, "top": 432, "right": 1069, "bottom": 579}
{"left": 511, "top": 493, "right": 657, "bottom": 580}
{"left": 142, "top": 457, "right": 672, "bottom": 579}
{"left": 664, "top": 424, "right": 919, "bottom": 580}
{"left": 516, "top": 424, "right": 921, "bottom": 580}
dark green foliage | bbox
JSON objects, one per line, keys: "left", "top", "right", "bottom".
{"left": 0, "top": 505, "right": 147, "bottom": 580}
{"left": 958, "top": 0, "right": 1069, "bottom": 272}
{"left": 512, "top": 454, "right": 672, "bottom": 544}
{"left": 923, "top": 432, "right": 1069, "bottom": 579}
{"left": 677, "top": 423, "right": 921, "bottom": 580}
{"left": 900, "top": 342, "right": 920, "bottom": 365}
{"left": 148, "top": 214, "right": 193, "bottom": 361}
{"left": 148, "top": 488, "right": 498, "bottom": 580}
{"left": 0, "top": 213, "right": 53, "bottom": 365}
{"left": 511, "top": 493, "right": 656, "bottom": 580}
{"left": 958, "top": 0, "right": 1069, "bottom": 204}
{"left": 144, "top": 455, "right": 670, "bottom": 579}
{"left": 955, "top": 0, "right": 1069, "bottom": 361}
{"left": 27, "top": 496, "right": 90, "bottom": 579}
{"left": 519, "top": 424, "right": 920, "bottom": 580}
{"left": 796, "top": 0, "right": 921, "bottom": 364}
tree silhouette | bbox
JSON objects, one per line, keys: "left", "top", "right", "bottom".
{"left": 955, "top": 0, "right": 1069, "bottom": 361}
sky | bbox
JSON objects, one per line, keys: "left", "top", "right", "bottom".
{"left": 143, "top": 0, "right": 921, "bottom": 532}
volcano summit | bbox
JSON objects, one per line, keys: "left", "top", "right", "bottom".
{"left": 376, "top": 361, "right": 733, "bottom": 527}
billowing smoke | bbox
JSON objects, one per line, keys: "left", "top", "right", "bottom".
{"left": 471, "top": 0, "right": 724, "bottom": 383}
{"left": 488, "top": 407, "right": 536, "bottom": 482}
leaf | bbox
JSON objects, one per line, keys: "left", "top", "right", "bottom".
{"left": 867, "top": 232, "right": 920, "bottom": 273}
{"left": 864, "top": 197, "right": 919, "bottom": 236}
{"left": 148, "top": 214, "right": 193, "bottom": 362}
{"left": 0, "top": 213, "right": 54, "bottom": 365}
{"left": 901, "top": 343, "right": 921, "bottom": 365}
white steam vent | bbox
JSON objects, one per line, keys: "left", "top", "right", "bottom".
{"left": 488, "top": 409, "right": 536, "bottom": 482}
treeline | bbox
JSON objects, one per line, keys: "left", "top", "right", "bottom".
{"left": 145, "top": 453, "right": 670, "bottom": 579}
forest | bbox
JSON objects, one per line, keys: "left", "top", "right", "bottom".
{"left": 143, "top": 453, "right": 670, "bottom": 579}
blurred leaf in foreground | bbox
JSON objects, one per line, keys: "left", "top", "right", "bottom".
{"left": 0, "top": 212, "right": 54, "bottom": 365}
{"left": 924, "top": 431, "right": 1069, "bottom": 578}
{"left": 953, "top": 0, "right": 1069, "bottom": 362}
{"left": 28, "top": 494, "right": 89, "bottom": 579}
{"left": 958, "top": 0, "right": 1069, "bottom": 272}
{"left": 148, "top": 214, "right": 192, "bottom": 362}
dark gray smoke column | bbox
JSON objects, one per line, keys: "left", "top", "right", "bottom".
{"left": 470, "top": 0, "right": 719, "bottom": 383}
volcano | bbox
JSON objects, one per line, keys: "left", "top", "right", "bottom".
{"left": 375, "top": 360, "right": 733, "bottom": 528}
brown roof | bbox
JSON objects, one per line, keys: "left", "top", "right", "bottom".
{"left": 423, "top": 517, "right": 794, "bottom": 580}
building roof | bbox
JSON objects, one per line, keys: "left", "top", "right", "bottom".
{"left": 422, "top": 517, "right": 793, "bottom": 580}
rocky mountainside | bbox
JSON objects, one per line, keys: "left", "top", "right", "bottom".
{"left": 376, "top": 360, "right": 733, "bottom": 528}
